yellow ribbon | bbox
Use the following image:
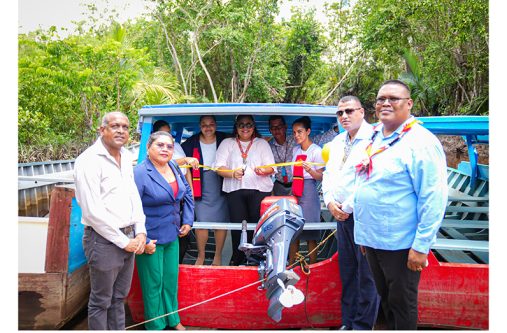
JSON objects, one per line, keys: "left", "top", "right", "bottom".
{"left": 180, "top": 161, "right": 325, "bottom": 172}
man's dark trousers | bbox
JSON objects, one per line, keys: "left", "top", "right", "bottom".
{"left": 337, "top": 214, "right": 379, "bottom": 329}
{"left": 364, "top": 247, "right": 421, "bottom": 330}
{"left": 83, "top": 228, "right": 135, "bottom": 330}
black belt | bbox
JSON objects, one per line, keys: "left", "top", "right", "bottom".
{"left": 275, "top": 180, "right": 292, "bottom": 188}
{"left": 85, "top": 225, "right": 135, "bottom": 236}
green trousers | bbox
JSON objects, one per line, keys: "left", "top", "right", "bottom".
{"left": 136, "top": 239, "right": 180, "bottom": 330}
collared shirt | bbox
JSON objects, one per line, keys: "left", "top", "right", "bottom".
{"left": 353, "top": 117, "right": 448, "bottom": 254}
{"left": 291, "top": 143, "right": 324, "bottom": 179}
{"left": 172, "top": 142, "right": 187, "bottom": 175}
{"left": 269, "top": 135, "right": 295, "bottom": 183}
{"left": 215, "top": 137, "right": 275, "bottom": 193}
{"left": 74, "top": 138, "right": 146, "bottom": 249}
{"left": 322, "top": 120, "right": 373, "bottom": 214}
{"left": 269, "top": 127, "right": 338, "bottom": 183}
{"left": 313, "top": 126, "right": 339, "bottom": 147}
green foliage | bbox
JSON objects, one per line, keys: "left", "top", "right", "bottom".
{"left": 348, "top": 0, "right": 488, "bottom": 115}
{"left": 282, "top": 9, "right": 325, "bottom": 103}
{"left": 18, "top": 0, "right": 489, "bottom": 161}
{"left": 131, "top": 68, "right": 191, "bottom": 106}
{"left": 18, "top": 21, "right": 185, "bottom": 161}
{"left": 18, "top": 106, "right": 52, "bottom": 146}
{"left": 129, "top": 0, "right": 286, "bottom": 103}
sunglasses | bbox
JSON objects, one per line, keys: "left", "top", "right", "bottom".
{"left": 154, "top": 142, "right": 174, "bottom": 150}
{"left": 237, "top": 123, "right": 254, "bottom": 129}
{"left": 336, "top": 108, "right": 362, "bottom": 117}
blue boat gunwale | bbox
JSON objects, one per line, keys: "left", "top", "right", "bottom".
{"left": 138, "top": 103, "right": 489, "bottom": 136}
{"left": 136, "top": 103, "right": 489, "bottom": 174}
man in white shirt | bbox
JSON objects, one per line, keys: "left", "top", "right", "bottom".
{"left": 74, "top": 111, "right": 147, "bottom": 330}
{"left": 322, "top": 96, "right": 379, "bottom": 330}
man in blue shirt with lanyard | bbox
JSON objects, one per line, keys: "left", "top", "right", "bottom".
{"left": 322, "top": 96, "right": 379, "bottom": 330}
{"left": 354, "top": 80, "right": 448, "bottom": 329}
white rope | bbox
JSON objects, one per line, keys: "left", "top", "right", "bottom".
{"left": 126, "top": 278, "right": 265, "bottom": 330}
{"left": 127, "top": 230, "right": 337, "bottom": 329}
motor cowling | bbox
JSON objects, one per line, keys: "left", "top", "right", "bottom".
{"left": 239, "top": 197, "right": 305, "bottom": 322}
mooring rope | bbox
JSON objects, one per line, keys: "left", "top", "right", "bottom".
{"left": 127, "top": 229, "right": 337, "bottom": 329}
{"left": 126, "top": 278, "right": 266, "bottom": 330}
{"left": 290, "top": 229, "right": 337, "bottom": 328}
{"left": 288, "top": 229, "right": 337, "bottom": 272}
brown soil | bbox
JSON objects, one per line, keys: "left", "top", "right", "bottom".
{"left": 438, "top": 135, "right": 489, "bottom": 169}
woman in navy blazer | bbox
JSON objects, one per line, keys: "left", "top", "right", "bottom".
{"left": 134, "top": 131, "right": 194, "bottom": 330}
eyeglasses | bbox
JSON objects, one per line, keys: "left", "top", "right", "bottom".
{"left": 336, "top": 108, "right": 362, "bottom": 117}
{"left": 154, "top": 142, "right": 174, "bottom": 150}
{"left": 269, "top": 125, "right": 285, "bottom": 131}
{"left": 375, "top": 97, "right": 410, "bottom": 105}
{"left": 237, "top": 123, "right": 254, "bottom": 129}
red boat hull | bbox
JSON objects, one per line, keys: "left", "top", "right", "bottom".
{"left": 126, "top": 251, "right": 488, "bottom": 329}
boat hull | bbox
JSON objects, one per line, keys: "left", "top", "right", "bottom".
{"left": 126, "top": 251, "right": 488, "bottom": 329}
{"left": 418, "top": 253, "right": 488, "bottom": 329}
{"left": 18, "top": 187, "right": 90, "bottom": 330}
{"left": 127, "top": 254, "right": 341, "bottom": 329}
{"left": 18, "top": 266, "right": 90, "bottom": 330}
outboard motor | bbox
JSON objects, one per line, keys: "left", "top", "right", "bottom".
{"left": 239, "top": 197, "right": 305, "bottom": 322}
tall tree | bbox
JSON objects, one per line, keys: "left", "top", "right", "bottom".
{"left": 282, "top": 9, "right": 325, "bottom": 103}
{"left": 351, "top": 0, "right": 488, "bottom": 115}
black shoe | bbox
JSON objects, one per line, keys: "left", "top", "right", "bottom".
{"left": 338, "top": 325, "right": 352, "bottom": 330}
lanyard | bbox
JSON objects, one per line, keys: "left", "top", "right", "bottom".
{"left": 273, "top": 139, "right": 291, "bottom": 183}
{"left": 356, "top": 119, "right": 421, "bottom": 178}
{"left": 236, "top": 137, "right": 254, "bottom": 164}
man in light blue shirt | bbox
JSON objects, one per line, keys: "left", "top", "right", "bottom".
{"left": 322, "top": 96, "right": 379, "bottom": 330}
{"left": 354, "top": 80, "right": 448, "bottom": 329}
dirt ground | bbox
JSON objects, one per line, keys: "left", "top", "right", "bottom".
{"left": 438, "top": 135, "right": 489, "bottom": 169}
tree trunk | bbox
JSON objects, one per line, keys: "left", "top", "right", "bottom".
{"left": 155, "top": 12, "right": 188, "bottom": 96}
{"left": 194, "top": 36, "right": 218, "bottom": 103}
{"left": 320, "top": 55, "right": 361, "bottom": 105}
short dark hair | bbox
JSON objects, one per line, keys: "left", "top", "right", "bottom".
{"left": 380, "top": 79, "right": 411, "bottom": 95}
{"left": 338, "top": 95, "right": 362, "bottom": 107}
{"left": 268, "top": 115, "right": 286, "bottom": 125}
{"left": 233, "top": 114, "right": 262, "bottom": 138}
{"left": 152, "top": 120, "right": 170, "bottom": 133}
{"left": 292, "top": 116, "right": 311, "bottom": 130}
{"left": 199, "top": 115, "right": 216, "bottom": 123}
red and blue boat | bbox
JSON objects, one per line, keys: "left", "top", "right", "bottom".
{"left": 18, "top": 103, "right": 489, "bottom": 329}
